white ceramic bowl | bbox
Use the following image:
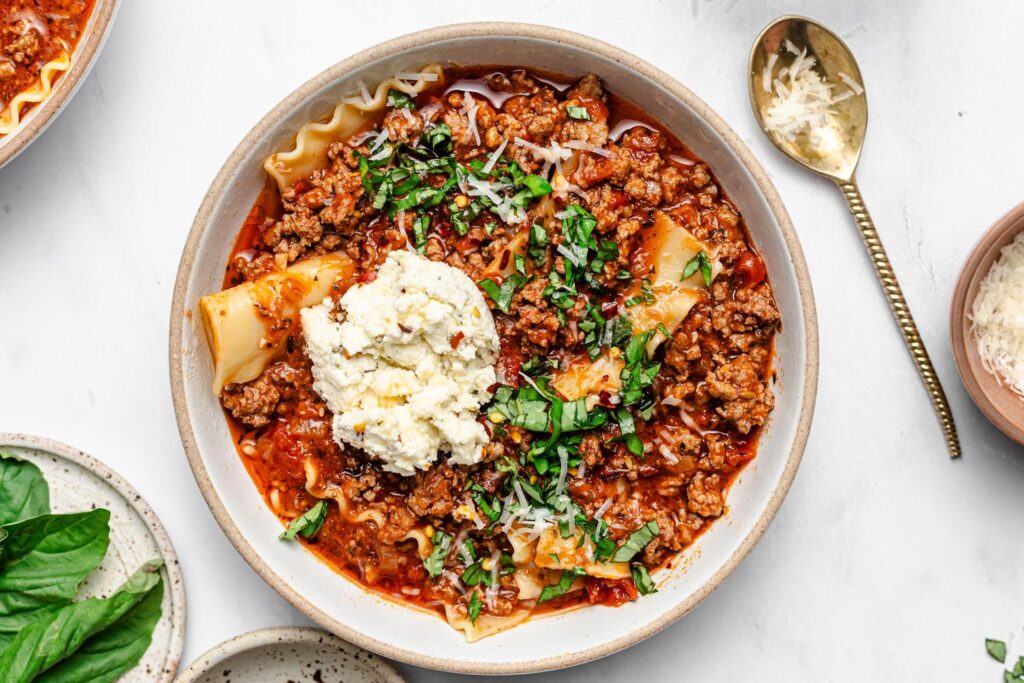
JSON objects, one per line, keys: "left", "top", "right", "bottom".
{"left": 170, "top": 22, "right": 818, "bottom": 674}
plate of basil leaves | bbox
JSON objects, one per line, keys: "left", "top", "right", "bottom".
{"left": 0, "top": 433, "right": 185, "bottom": 682}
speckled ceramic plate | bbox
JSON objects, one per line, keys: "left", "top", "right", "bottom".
{"left": 176, "top": 628, "right": 404, "bottom": 683}
{"left": 0, "top": 433, "right": 186, "bottom": 681}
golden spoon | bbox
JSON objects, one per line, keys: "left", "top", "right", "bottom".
{"left": 748, "top": 15, "right": 961, "bottom": 458}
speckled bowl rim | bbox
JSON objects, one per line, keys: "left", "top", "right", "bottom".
{"left": 0, "top": 432, "right": 186, "bottom": 681}
{"left": 176, "top": 627, "right": 405, "bottom": 683}
{"left": 0, "top": 0, "right": 120, "bottom": 170}
{"left": 169, "top": 21, "right": 819, "bottom": 674}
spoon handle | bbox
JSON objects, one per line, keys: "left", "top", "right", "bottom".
{"left": 837, "top": 179, "right": 961, "bottom": 458}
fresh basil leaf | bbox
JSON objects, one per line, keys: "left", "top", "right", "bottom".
{"left": 0, "top": 510, "right": 111, "bottom": 637}
{"left": 423, "top": 531, "right": 452, "bottom": 578}
{"left": 0, "top": 450, "right": 50, "bottom": 525}
{"left": 461, "top": 562, "right": 493, "bottom": 587}
{"left": 35, "top": 571, "right": 163, "bottom": 683}
{"left": 611, "top": 520, "right": 660, "bottom": 563}
{"left": 387, "top": 89, "right": 415, "bottom": 109}
{"left": 614, "top": 433, "right": 644, "bottom": 457}
{"left": 467, "top": 591, "right": 482, "bottom": 625}
{"left": 472, "top": 492, "right": 500, "bottom": 522}
{"left": 422, "top": 123, "right": 452, "bottom": 155}
{"left": 566, "top": 106, "right": 591, "bottom": 121}
{"left": 988, "top": 638, "right": 1008, "bottom": 663}
{"left": 625, "top": 278, "right": 655, "bottom": 307}
{"left": 1015, "top": 657, "right": 1024, "bottom": 677}
{"left": 522, "top": 174, "right": 552, "bottom": 196}
{"left": 478, "top": 274, "right": 527, "bottom": 314}
{"left": 537, "top": 567, "right": 586, "bottom": 604}
{"left": 0, "top": 561, "right": 162, "bottom": 682}
{"left": 412, "top": 215, "right": 429, "bottom": 254}
{"left": 631, "top": 564, "right": 657, "bottom": 595}
{"left": 528, "top": 222, "right": 549, "bottom": 263}
{"left": 279, "top": 501, "right": 328, "bottom": 541}
{"left": 682, "top": 250, "right": 713, "bottom": 287}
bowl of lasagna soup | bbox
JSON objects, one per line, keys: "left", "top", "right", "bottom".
{"left": 170, "top": 22, "right": 818, "bottom": 673}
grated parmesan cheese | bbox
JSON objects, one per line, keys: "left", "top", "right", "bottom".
{"left": 461, "top": 93, "right": 482, "bottom": 146}
{"left": 761, "top": 43, "right": 864, "bottom": 142}
{"left": 971, "top": 232, "right": 1024, "bottom": 396}
{"left": 482, "top": 137, "right": 508, "bottom": 174}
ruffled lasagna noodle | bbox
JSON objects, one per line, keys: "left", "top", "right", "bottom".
{"left": 264, "top": 64, "right": 444, "bottom": 192}
{"left": 0, "top": 51, "right": 70, "bottom": 135}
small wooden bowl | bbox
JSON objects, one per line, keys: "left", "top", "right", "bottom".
{"left": 951, "top": 201, "right": 1024, "bottom": 445}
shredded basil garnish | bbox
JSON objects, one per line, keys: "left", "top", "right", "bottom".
{"left": 478, "top": 273, "right": 527, "bottom": 314}
{"left": 566, "top": 105, "right": 592, "bottom": 121}
{"left": 631, "top": 564, "right": 657, "bottom": 595}
{"left": 611, "top": 520, "right": 660, "bottom": 563}
{"left": 537, "top": 567, "right": 587, "bottom": 603}
{"left": 279, "top": 501, "right": 328, "bottom": 541}
{"left": 387, "top": 89, "right": 415, "bottom": 109}
{"left": 682, "top": 250, "right": 713, "bottom": 287}
{"left": 423, "top": 530, "right": 453, "bottom": 578}
{"left": 467, "top": 591, "right": 482, "bottom": 624}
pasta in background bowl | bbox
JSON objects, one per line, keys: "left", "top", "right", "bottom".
{"left": 0, "top": 0, "right": 119, "bottom": 169}
{"left": 170, "top": 23, "right": 818, "bottom": 673}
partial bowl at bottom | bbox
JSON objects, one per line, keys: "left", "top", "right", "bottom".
{"left": 176, "top": 628, "right": 404, "bottom": 683}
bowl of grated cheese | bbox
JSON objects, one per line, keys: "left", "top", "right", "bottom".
{"left": 951, "top": 201, "right": 1024, "bottom": 445}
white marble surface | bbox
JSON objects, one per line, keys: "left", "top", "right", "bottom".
{"left": 1, "top": 0, "right": 1023, "bottom": 680}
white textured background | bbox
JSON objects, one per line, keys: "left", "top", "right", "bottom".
{"left": 1, "top": 1, "right": 1023, "bottom": 680}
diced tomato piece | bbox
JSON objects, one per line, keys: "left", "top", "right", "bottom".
{"left": 586, "top": 577, "right": 639, "bottom": 606}
{"left": 734, "top": 251, "right": 767, "bottom": 288}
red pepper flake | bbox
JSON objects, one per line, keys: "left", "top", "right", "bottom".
{"left": 450, "top": 331, "right": 465, "bottom": 349}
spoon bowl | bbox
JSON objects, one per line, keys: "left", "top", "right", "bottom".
{"left": 748, "top": 16, "right": 867, "bottom": 182}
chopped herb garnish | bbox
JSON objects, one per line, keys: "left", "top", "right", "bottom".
{"left": 611, "top": 520, "right": 660, "bottom": 562}
{"left": 682, "top": 250, "right": 713, "bottom": 287}
{"left": 528, "top": 222, "right": 549, "bottom": 263}
{"left": 988, "top": 638, "right": 1008, "bottom": 663}
{"left": 537, "top": 567, "right": 587, "bottom": 604}
{"left": 625, "top": 278, "right": 655, "bottom": 307}
{"left": 472, "top": 489, "right": 501, "bottom": 522}
{"left": 422, "top": 123, "right": 453, "bottom": 155}
{"left": 412, "top": 215, "right": 429, "bottom": 254}
{"left": 457, "top": 538, "right": 477, "bottom": 565}
{"left": 462, "top": 561, "right": 494, "bottom": 587}
{"left": 279, "top": 501, "right": 328, "bottom": 541}
{"left": 631, "top": 564, "right": 657, "bottom": 595}
{"left": 387, "top": 89, "right": 415, "bottom": 109}
{"left": 423, "top": 530, "right": 453, "bottom": 578}
{"left": 467, "top": 591, "right": 482, "bottom": 624}
{"left": 549, "top": 552, "right": 561, "bottom": 565}
{"left": 566, "top": 105, "right": 592, "bottom": 121}
{"left": 478, "top": 273, "right": 527, "bottom": 314}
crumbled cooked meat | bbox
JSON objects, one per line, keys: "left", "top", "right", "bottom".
{"left": 706, "top": 353, "right": 774, "bottom": 434}
{"left": 687, "top": 472, "right": 724, "bottom": 517}
{"left": 407, "top": 464, "right": 466, "bottom": 517}
{"left": 221, "top": 360, "right": 310, "bottom": 429}
{"left": 5, "top": 26, "right": 40, "bottom": 63}
{"left": 382, "top": 106, "right": 424, "bottom": 145}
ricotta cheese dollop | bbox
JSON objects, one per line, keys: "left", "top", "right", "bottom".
{"left": 300, "top": 250, "right": 499, "bottom": 476}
